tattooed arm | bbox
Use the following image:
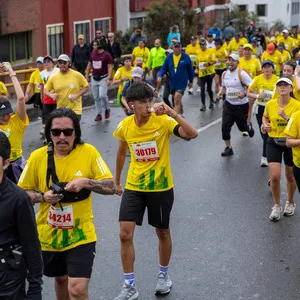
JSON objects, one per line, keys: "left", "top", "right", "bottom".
{"left": 87, "top": 178, "right": 116, "bottom": 195}
{"left": 26, "top": 190, "right": 43, "bottom": 204}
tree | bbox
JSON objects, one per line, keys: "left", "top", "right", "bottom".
{"left": 143, "top": 0, "right": 200, "bottom": 48}
{"left": 115, "top": 28, "right": 134, "bottom": 55}
{"left": 271, "top": 19, "right": 286, "bottom": 33}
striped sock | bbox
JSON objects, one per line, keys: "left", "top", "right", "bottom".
{"left": 124, "top": 272, "right": 135, "bottom": 287}
{"left": 159, "top": 265, "right": 168, "bottom": 275}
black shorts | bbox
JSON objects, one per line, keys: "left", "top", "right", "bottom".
{"left": 119, "top": 189, "right": 174, "bottom": 229}
{"left": 42, "top": 242, "right": 96, "bottom": 278}
{"left": 215, "top": 68, "right": 226, "bottom": 77}
{"left": 171, "top": 89, "right": 185, "bottom": 96}
{"left": 266, "top": 137, "right": 293, "bottom": 166}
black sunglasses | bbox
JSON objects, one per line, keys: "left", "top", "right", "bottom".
{"left": 58, "top": 60, "right": 68, "bottom": 65}
{"left": 50, "top": 128, "right": 74, "bottom": 136}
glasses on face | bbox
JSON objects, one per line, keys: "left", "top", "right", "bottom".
{"left": 44, "top": 59, "right": 52, "bottom": 63}
{"left": 50, "top": 128, "right": 74, "bottom": 136}
{"left": 58, "top": 60, "right": 68, "bottom": 65}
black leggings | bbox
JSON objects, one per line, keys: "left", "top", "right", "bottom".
{"left": 256, "top": 105, "right": 268, "bottom": 157}
{"left": 200, "top": 74, "right": 214, "bottom": 105}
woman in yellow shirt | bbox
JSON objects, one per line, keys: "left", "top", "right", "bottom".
{"left": 132, "top": 40, "right": 150, "bottom": 71}
{"left": 262, "top": 77, "right": 300, "bottom": 221}
{"left": 248, "top": 60, "right": 278, "bottom": 167}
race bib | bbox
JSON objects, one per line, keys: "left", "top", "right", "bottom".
{"left": 215, "top": 60, "right": 221, "bottom": 66}
{"left": 262, "top": 90, "right": 273, "bottom": 102}
{"left": 189, "top": 55, "right": 197, "bottom": 65}
{"left": 47, "top": 205, "right": 74, "bottom": 229}
{"left": 226, "top": 87, "right": 243, "bottom": 100}
{"left": 132, "top": 141, "right": 160, "bottom": 162}
{"left": 285, "top": 44, "right": 289, "bottom": 50}
{"left": 93, "top": 61, "right": 102, "bottom": 69}
{"left": 212, "top": 34, "right": 216, "bottom": 39}
{"left": 199, "top": 62, "right": 206, "bottom": 70}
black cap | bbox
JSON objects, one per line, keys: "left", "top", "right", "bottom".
{"left": 207, "top": 33, "right": 213, "bottom": 37}
{"left": 190, "top": 36, "right": 197, "bottom": 41}
{"left": 0, "top": 101, "right": 13, "bottom": 116}
{"left": 214, "top": 39, "right": 222, "bottom": 44}
{"left": 173, "top": 42, "right": 181, "bottom": 47}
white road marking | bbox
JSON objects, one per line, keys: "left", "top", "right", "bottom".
{"left": 196, "top": 117, "right": 222, "bottom": 133}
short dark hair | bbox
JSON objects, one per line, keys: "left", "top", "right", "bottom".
{"left": 284, "top": 60, "right": 297, "bottom": 71}
{"left": 44, "top": 108, "right": 84, "bottom": 146}
{"left": 0, "top": 132, "right": 10, "bottom": 161}
{"left": 126, "top": 82, "right": 154, "bottom": 103}
{"left": 229, "top": 21, "right": 233, "bottom": 25}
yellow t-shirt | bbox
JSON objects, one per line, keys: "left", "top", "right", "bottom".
{"left": 261, "top": 50, "right": 283, "bottom": 76}
{"left": 114, "top": 66, "right": 133, "bottom": 94}
{"left": 0, "top": 113, "right": 29, "bottom": 161}
{"left": 213, "top": 47, "right": 228, "bottom": 70}
{"left": 44, "top": 69, "right": 89, "bottom": 115}
{"left": 29, "top": 69, "right": 41, "bottom": 93}
{"left": 228, "top": 39, "right": 244, "bottom": 54}
{"left": 196, "top": 48, "right": 216, "bottom": 77}
{"left": 132, "top": 46, "right": 150, "bottom": 70}
{"left": 284, "top": 110, "right": 300, "bottom": 167}
{"left": 280, "top": 50, "right": 291, "bottom": 63}
{"left": 264, "top": 97, "right": 300, "bottom": 138}
{"left": 0, "top": 81, "right": 8, "bottom": 96}
{"left": 241, "top": 37, "right": 248, "bottom": 45}
{"left": 277, "top": 36, "right": 295, "bottom": 53}
{"left": 18, "top": 143, "right": 113, "bottom": 251}
{"left": 113, "top": 114, "right": 178, "bottom": 192}
{"left": 252, "top": 47, "right": 258, "bottom": 58}
{"left": 239, "top": 57, "right": 261, "bottom": 78}
{"left": 249, "top": 74, "right": 279, "bottom": 105}
{"left": 185, "top": 44, "right": 200, "bottom": 67}
{"left": 173, "top": 54, "right": 181, "bottom": 69}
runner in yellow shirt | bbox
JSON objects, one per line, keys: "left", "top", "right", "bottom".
{"left": 228, "top": 34, "right": 245, "bottom": 54}
{"left": 196, "top": 40, "right": 216, "bottom": 111}
{"left": 239, "top": 44, "right": 261, "bottom": 78}
{"left": 0, "top": 62, "right": 29, "bottom": 183}
{"left": 277, "top": 29, "right": 296, "bottom": 54}
{"left": 213, "top": 39, "right": 227, "bottom": 97}
{"left": 277, "top": 42, "right": 291, "bottom": 63}
{"left": 261, "top": 43, "right": 283, "bottom": 76}
{"left": 113, "top": 56, "right": 133, "bottom": 110}
{"left": 262, "top": 77, "right": 300, "bottom": 221}
{"left": 248, "top": 60, "right": 278, "bottom": 167}
{"left": 132, "top": 40, "right": 150, "bottom": 71}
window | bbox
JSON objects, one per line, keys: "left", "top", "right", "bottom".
{"left": 47, "top": 24, "right": 64, "bottom": 58}
{"left": 74, "top": 21, "right": 91, "bottom": 44}
{"left": 292, "top": 2, "right": 300, "bottom": 15}
{"left": 238, "top": 5, "right": 247, "bottom": 11}
{"left": 256, "top": 4, "right": 267, "bottom": 17}
{"left": 130, "top": 17, "right": 145, "bottom": 28}
{"left": 0, "top": 31, "right": 32, "bottom": 64}
{"left": 94, "top": 18, "right": 110, "bottom": 37}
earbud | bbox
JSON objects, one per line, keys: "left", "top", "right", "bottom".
{"left": 132, "top": 105, "right": 135, "bottom": 109}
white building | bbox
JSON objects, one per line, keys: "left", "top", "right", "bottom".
{"left": 230, "top": 0, "right": 300, "bottom": 29}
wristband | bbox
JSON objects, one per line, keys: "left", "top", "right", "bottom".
{"left": 10, "top": 73, "right": 17, "bottom": 78}
{"left": 25, "top": 92, "right": 30, "bottom": 97}
{"left": 41, "top": 192, "right": 45, "bottom": 202}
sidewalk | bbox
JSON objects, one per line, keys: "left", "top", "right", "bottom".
{"left": 11, "top": 84, "right": 119, "bottom": 122}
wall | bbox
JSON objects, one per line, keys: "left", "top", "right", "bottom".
{"left": 116, "top": 0, "right": 130, "bottom": 30}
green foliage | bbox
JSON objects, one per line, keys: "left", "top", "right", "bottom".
{"left": 143, "top": 0, "right": 200, "bottom": 48}
{"left": 271, "top": 19, "right": 286, "bottom": 33}
{"left": 115, "top": 28, "right": 134, "bottom": 55}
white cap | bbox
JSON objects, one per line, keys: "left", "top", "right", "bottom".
{"left": 57, "top": 54, "right": 70, "bottom": 62}
{"left": 282, "top": 29, "right": 289, "bottom": 34}
{"left": 227, "top": 53, "right": 240, "bottom": 62}
{"left": 132, "top": 67, "right": 143, "bottom": 78}
{"left": 276, "top": 77, "right": 293, "bottom": 86}
{"left": 36, "top": 56, "right": 44, "bottom": 63}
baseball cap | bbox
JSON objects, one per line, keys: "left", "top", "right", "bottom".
{"left": 78, "top": 34, "right": 85, "bottom": 39}
{"left": 235, "top": 33, "right": 240, "bottom": 38}
{"left": 276, "top": 77, "right": 293, "bottom": 86}
{"left": 227, "top": 54, "right": 240, "bottom": 62}
{"left": 57, "top": 54, "right": 71, "bottom": 62}
{"left": 278, "top": 42, "right": 285, "bottom": 47}
{"left": 173, "top": 42, "right": 181, "bottom": 47}
{"left": 43, "top": 55, "right": 54, "bottom": 63}
{"left": 200, "top": 39, "right": 206, "bottom": 45}
{"left": 250, "top": 21, "right": 254, "bottom": 26}
{"left": 0, "top": 101, "right": 13, "bottom": 116}
{"left": 266, "top": 43, "right": 275, "bottom": 54}
{"left": 261, "top": 60, "right": 274, "bottom": 68}
{"left": 243, "top": 43, "right": 253, "bottom": 50}
{"left": 282, "top": 29, "right": 289, "bottom": 34}
{"left": 207, "top": 33, "right": 213, "bottom": 37}
{"left": 251, "top": 37, "right": 257, "bottom": 42}
{"left": 36, "top": 56, "right": 44, "bottom": 63}
{"left": 190, "top": 36, "right": 197, "bottom": 41}
{"left": 132, "top": 67, "right": 143, "bottom": 78}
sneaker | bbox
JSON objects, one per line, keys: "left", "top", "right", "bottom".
{"left": 248, "top": 122, "right": 255, "bottom": 138}
{"left": 221, "top": 147, "right": 233, "bottom": 157}
{"left": 269, "top": 204, "right": 281, "bottom": 221}
{"left": 209, "top": 102, "right": 214, "bottom": 109}
{"left": 196, "top": 87, "right": 200, "bottom": 93}
{"left": 155, "top": 272, "right": 172, "bottom": 295}
{"left": 114, "top": 283, "right": 139, "bottom": 300}
{"left": 283, "top": 201, "right": 296, "bottom": 216}
{"left": 94, "top": 114, "right": 102, "bottom": 121}
{"left": 200, "top": 105, "right": 206, "bottom": 111}
{"left": 242, "top": 131, "right": 249, "bottom": 136}
{"left": 188, "top": 87, "right": 193, "bottom": 95}
{"left": 260, "top": 156, "right": 268, "bottom": 167}
{"left": 105, "top": 109, "right": 110, "bottom": 119}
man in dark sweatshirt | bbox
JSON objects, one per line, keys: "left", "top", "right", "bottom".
{"left": 0, "top": 131, "right": 43, "bottom": 299}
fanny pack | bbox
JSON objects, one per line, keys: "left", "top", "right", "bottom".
{"left": 273, "top": 138, "right": 286, "bottom": 147}
{"left": 46, "top": 142, "right": 91, "bottom": 202}
{"left": 92, "top": 73, "right": 108, "bottom": 81}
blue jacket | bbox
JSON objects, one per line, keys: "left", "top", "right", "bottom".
{"left": 159, "top": 52, "right": 194, "bottom": 91}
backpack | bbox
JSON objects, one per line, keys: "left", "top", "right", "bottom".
{"left": 222, "top": 68, "right": 248, "bottom": 89}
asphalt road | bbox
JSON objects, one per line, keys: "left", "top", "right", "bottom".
{"left": 22, "top": 91, "right": 300, "bottom": 300}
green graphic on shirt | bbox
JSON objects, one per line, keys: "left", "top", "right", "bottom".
{"left": 49, "top": 218, "right": 87, "bottom": 249}
{"left": 131, "top": 167, "right": 169, "bottom": 190}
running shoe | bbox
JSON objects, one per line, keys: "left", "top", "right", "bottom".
{"left": 248, "top": 122, "right": 255, "bottom": 138}
{"left": 105, "top": 109, "right": 110, "bottom": 119}
{"left": 260, "top": 156, "right": 268, "bottom": 167}
{"left": 114, "top": 282, "right": 138, "bottom": 300}
{"left": 188, "top": 87, "right": 193, "bottom": 95}
{"left": 196, "top": 87, "right": 200, "bottom": 93}
{"left": 200, "top": 105, "right": 206, "bottom": 111}
{"left": 94, "top": 114, "right": 102, "bottom": 121}
{"left": 221, "top": 147, "right": 233, "bottom": 157}
{"left": 209, "top": 102, "right": 214, "bottom": 109}
{"left": 269, "top": 205, "right": 281, "bottom": 221}
{"left": 155, "top": 272, "right": 172, "bottom": 295}
{"left": 283, "top": 201, "right": 296, "bottom": 216}
{"left": 242, "top": 131, "right": 249, "bottom": 136}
